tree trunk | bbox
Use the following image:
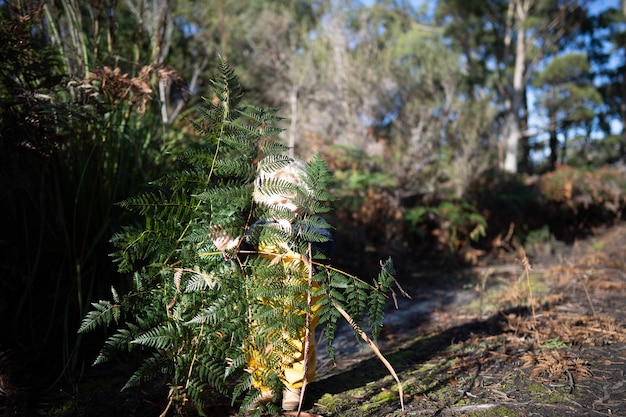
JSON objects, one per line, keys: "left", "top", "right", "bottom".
{"left": 503, "top": 0, "right": 528, "bottom": 173}
{"left": 622, "top": 3, "right": 626, "bottom": 161}
{"left": 520, "top": 88, "right": 530, "bottom": 173}
{"left": 561, "top": 129, "right": 568, "bottom": 166}
{"left": 621, "top": 65, "right": 626, "bottom": 161}
{"left": 549, "top": 111, "right": 558, "bottom": 171}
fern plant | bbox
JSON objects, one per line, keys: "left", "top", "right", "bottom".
{"left": 78, "top": 61, "right": 400, "bottom": 415}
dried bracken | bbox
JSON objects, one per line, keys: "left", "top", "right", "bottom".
{"left": 86, "top": 66, "right": 154, "bottom": 114}
{"left": 521, "top": 349, "right": 592, "bottom": 383}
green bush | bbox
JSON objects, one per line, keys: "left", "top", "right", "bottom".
{"left": 404, "top": 200, "right": 486, "bottom": 263}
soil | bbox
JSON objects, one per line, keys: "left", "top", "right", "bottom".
{"left": 22, "top": 222, "right": 626, "bottom": 416}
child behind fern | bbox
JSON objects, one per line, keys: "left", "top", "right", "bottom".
{"left": 212, "top": 157, "right": 333, "bottom": 413}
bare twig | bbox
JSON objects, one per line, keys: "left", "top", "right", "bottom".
{"left": 516, "top": 244, "right": 539, "bottom": 342}
{"left": 405, "top": 403, "right": 501, "bottom": 415}
{"left": 579, "top": 275, "right": 597, "bottom": 316}
{"left": 565, "top": 369, "right": 575, "bottom": 394}
{"left": 159, "top": 390, "right": 174, "bottom": 417}
{"left": 333, "top": 304, "right": 405, "bottom": 412}
{"left": 297, "top": 243, "right": 314, "bottom": 417}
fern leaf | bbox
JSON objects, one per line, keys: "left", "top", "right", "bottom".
{"left": 258, "top": 139, "right": 290, "bottom": 156}
{"left": 131, "top": 325, "right": 177, "bottom": 350}
{"left": 93, "top": 324, "right": 141, "bottom": 365}
{"left": 77, "top": 300, "right": 120, "bottom": 334}
{"left": 122, "top": 351, "right": 172, "bottom": 391}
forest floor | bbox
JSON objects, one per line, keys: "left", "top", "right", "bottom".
{"left": 305, "top": 222, "right": 626, "bottom": 417}
{"left": 32, "top": 222, "right": 626, "bottom": 417}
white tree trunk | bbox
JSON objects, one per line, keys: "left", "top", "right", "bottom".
{"left": 503, "top": 0, "right": 529, "bottom": 173}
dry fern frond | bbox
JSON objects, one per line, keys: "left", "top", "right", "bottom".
{"left": 521, "top": 349, "right": 592, "bottom": 382}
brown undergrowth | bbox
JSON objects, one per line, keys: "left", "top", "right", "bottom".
{"left": 496, "top": 240, "right": 626, "bottom": 394}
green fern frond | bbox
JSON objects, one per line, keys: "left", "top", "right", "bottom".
{"left": 224, "top": 352, "right": 245, "bottom": 379}
{"left": 117, "top": 189, "right": 198, "bottom": 223}
{"left": 93, "top": 324, "right": 142, "bottom": 365}
{"left": 149, "top": 168, "right": 209, "bottom": 190}
{"left": 211, "top": 158, "right": 256, "bottom": 179}
{"left": 240, "top": 105, "right": 283, "bottom": 125}
{"left": 314, "top": 295, "right": 341, "bottom": 360}
{"left": 300, "top": 214, "right": 333, "bottom": 231}
{"left": 187, "top": 294, "right": 248, "bottom": 333}
{"left": 193, "top": 183, "right": 252, "bottom": 210}
{"left": 368, "top": 258, "right": 396, "bottom": 340}
{"left": 183, "top": 267, "right": 222, "bottom": 292}
{"left": 209, "top": 60, "right": 243, "bottom": 112}
{"left": 188, "top": 115, "right": 210, "bottom": 137}
{"left": 122, "top": 351, "right": 173, "bottom": 391}
{"left": 186, "top": 379, "right": 208, "bottom": 409}
{"left": 257, "top": 153, "right": 292, "bottom": 172}
{"left": 255, "top": 177, "right": 300, "bottom": 199}
{"left": 131, "top": 324, "right": 180, "bottom": 350}
{"left": 232, "top": 374, "right": 254, "bottom": 405}
{"left": 305, "top": 152, "right": 333, "bottom": 193}
{"left": 368, "top": 292, "right": 386, "bottom": 341}
{"left": 77, "top": 299, "right": 120, "bottom": 334}
{"left": 294, "top": 220, "right": 332, "bottom": 244}
{"left": 346, "top": 279, "right": 370, "bottom": 325}
{"left": 258, "top": 138, "right": 290, "bottom": 156}
{"left": 111, "top": 226, "right": 179, "bottom": 273}
{"left": 195, "top": 103, "right": 226, "bottom": 133}
{"left": 296, "top": 198, "right": 332, "bottom": 216}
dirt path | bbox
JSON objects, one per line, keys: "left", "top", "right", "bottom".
{"left": 306, "top": 223, "right": 626, "bottom": 417}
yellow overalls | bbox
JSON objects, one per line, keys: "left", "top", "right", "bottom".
{"left": 246, "top": 241, "right": 320, "bottom": 392}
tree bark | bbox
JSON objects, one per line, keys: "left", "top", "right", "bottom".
{"left": 520, "top": 88, "right": 530, "bottom": 173}
{"left": 549, "top": 110, "right": 558, "bottom": 171}
{"left": 621, "top": 65, "right": 626, "bottom": 161}
{"left": 503, "top": 0, "right": 528, "bottom": 173}
{"left": 621, "top": 1, "right": 626, "bottom": 161}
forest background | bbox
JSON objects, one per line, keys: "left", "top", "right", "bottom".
{"left": 1, "top": 0, "right": 626, "bottom": 413}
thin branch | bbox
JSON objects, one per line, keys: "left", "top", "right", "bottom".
{"left": 297, "top": 243, "right": 314, "bottom": 417}
{"left": 333, "top": 304, "right": 405, "bottom": 412}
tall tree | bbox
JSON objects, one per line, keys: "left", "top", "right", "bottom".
{"left": 437, "top": 0, "right": 588, "bottom": 173}
{"left": 502, "top": 0, "right": 588, "bottom": 173}
{"left": 592, "top": 5, "right": 626, "bottom": 161}
{"left": 533, "top": 52, "right": 601, "bottom": 169}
